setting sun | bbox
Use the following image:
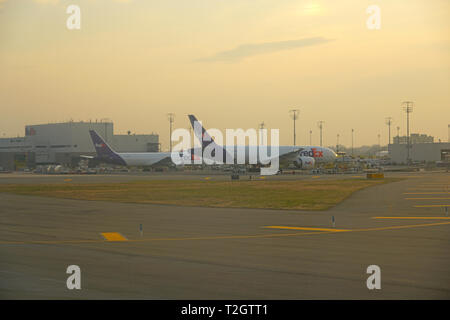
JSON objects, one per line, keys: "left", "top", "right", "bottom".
{"left": 303, "top": 1, "right": 323, "bottom": 15}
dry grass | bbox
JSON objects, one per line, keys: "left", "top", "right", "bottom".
{"left": 0, "top": 178, "right": 398, "bottom": 211}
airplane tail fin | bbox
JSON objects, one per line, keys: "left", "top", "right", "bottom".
{"left": 89, "top": 130, "right": 126, "bottom": 165}
{"left": 188, "top": 114, "right": 228, "bottom": 163}
{"left": 188, "top": 114, "right": 218, "bottom": 151}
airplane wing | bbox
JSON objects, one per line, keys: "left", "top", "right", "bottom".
{"left": 278, "top": 148, "right": 302, "bottom": 166}
{"left": 147, "top": 153, "right": 175, "bottom": 167}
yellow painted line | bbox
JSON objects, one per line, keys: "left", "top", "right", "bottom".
{"left": 373, "top": 217, "right": 450, "bottom": 220}
{"left": 101, "top": 232, "right": 127, "bottom": 241}
{"left": 352, "top": 221, "right": 450, "bottom": 232}
{"left": 0, "top": 231, "right": 336, "bottom": 245}
{"left": 312, "top": 176, "right": 320, "bottom": 178}
{"left": 405, "top": 198, "right": 450, "bottom": 200}
{"left": 404, "top": 192, "right": 450, "bottom": 195}
{"left": 351, "top": 176, "right": 363, "bottom": 178}
{"left": 407, "top": 187, "right": 449, "bottom": 190}
{"left": 407, "top": 188, "right": 450, "bottom": 190}
{"left": 415, "top": 186, "right": 449, "bottom": 188}
{"left": 265, "top": 222, "right": 450, "bottom": 234}
{"left": 127, "top": 231, "right": 334, "bottom": 241}
{"left": 406, "top": 190, "right": 449, "bottom": 192}
{"left": 1, "top": 222, "right": 450, "bottom": 246}
{"left": 63, "top": 179, "right": 72, "bottom": 182}
{"left": 264, "top": 226, "right": 349, "bottom": 232}
{"left": 414, "top": 205, "right": 450, "bottom": 208}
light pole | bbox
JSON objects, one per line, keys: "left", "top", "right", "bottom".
{"left": 259, "top": 122, "right": 265, "bottom": 130}
{"left": 385, "top": 117, "right": 393, "bottom": 145}
{"left": 336, "top": 134, "right": 340, "bottom": 153}
{"left": 317, "top": 121, "right": 325, "bottom": 147}
{"left": 351, "top": 128, "right": 354, "bottom": 157}
{"left": 289, "top": 109, "right": 300, "bottom": 146}
{"left": 259, "top": 121, "right": 266, "bottom": 146}
{"left": 167, "top": 113, "right": 175, "bottom": 153}
{"left": 377, "top": 134, "right": 381, "bottom": 152}
{"left": 309, "top": 130, "right": 312, "bottom": 145}
{"left": 402, "top": 101, "right": 414, "bottom": 164}
{"left": 396, "top": 126, "right": 400, "bottom": 143}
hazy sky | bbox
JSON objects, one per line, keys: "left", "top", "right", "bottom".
{"left": 1, "top": 0, "right": 449, "bottom": 150}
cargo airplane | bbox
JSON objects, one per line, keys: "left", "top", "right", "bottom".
{"left": 188, "top": 115, "right": 337, "bottom": 169}
{"left": 83, "top": 130, "right": 175, "bottom": 167}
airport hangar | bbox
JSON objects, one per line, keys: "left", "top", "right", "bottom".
{"left": 0, "top": 121, "right": 159, "bottom": 170}
{"left": 388, "top": 140, "right": 450, "bottom": 164}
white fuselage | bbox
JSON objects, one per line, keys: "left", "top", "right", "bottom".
{"left": 280, "top": 145, "right": 337, "bottom": 162}
{"left": 115, "top": 146, "right": 336, "bottom": 167}
{"left": 118, "top": 152, "right": 172, "bottom": 166}
{"left": 200, "top": 145, "right": 337, "bottom": 163}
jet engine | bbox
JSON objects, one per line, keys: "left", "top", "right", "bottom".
{"left": 294, "top": 156, "right": 315, "bottom": 169}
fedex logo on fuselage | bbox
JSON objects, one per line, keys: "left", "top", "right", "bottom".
{"left": 299, "top": 148, "right": 324, "bottom": 158}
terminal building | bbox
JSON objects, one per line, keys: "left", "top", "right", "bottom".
{"left": 388, "top": 132, "right": 450, "bottom": 164}
{"left": 0, "top": 121, "right": 159, "bottom": 170}
{"left": 393, "top": 133, "right": 434, "bottom": 144}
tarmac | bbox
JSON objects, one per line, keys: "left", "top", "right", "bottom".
{"left": 0, "top": 171, "right": 449, "bottom": 299}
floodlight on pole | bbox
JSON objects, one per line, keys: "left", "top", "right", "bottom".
{"left": 402, "top": 101, "right": 414, "bottom": 164}
{"left": 336, "top": 134, "right": 340, "bottom": 153}
{"left": 351, "top": 128, "right": 354, "bottom": 157}
{"left": 317, "top": 121, "right": 325, "bottom": 147}
{"left": 289, "top": 109, "right": 300, "bottom": 146}
{"left": 259, "top": 121, "right": 266, "bottom": 145}
{"left": 167, "top": 113, "right": 175, "bottom": 153}
{"left": 259, "top": 121, "right": 265, "bottom": 130}
{"left": 385, "top": 117, "right": 393, "bottom": 145}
